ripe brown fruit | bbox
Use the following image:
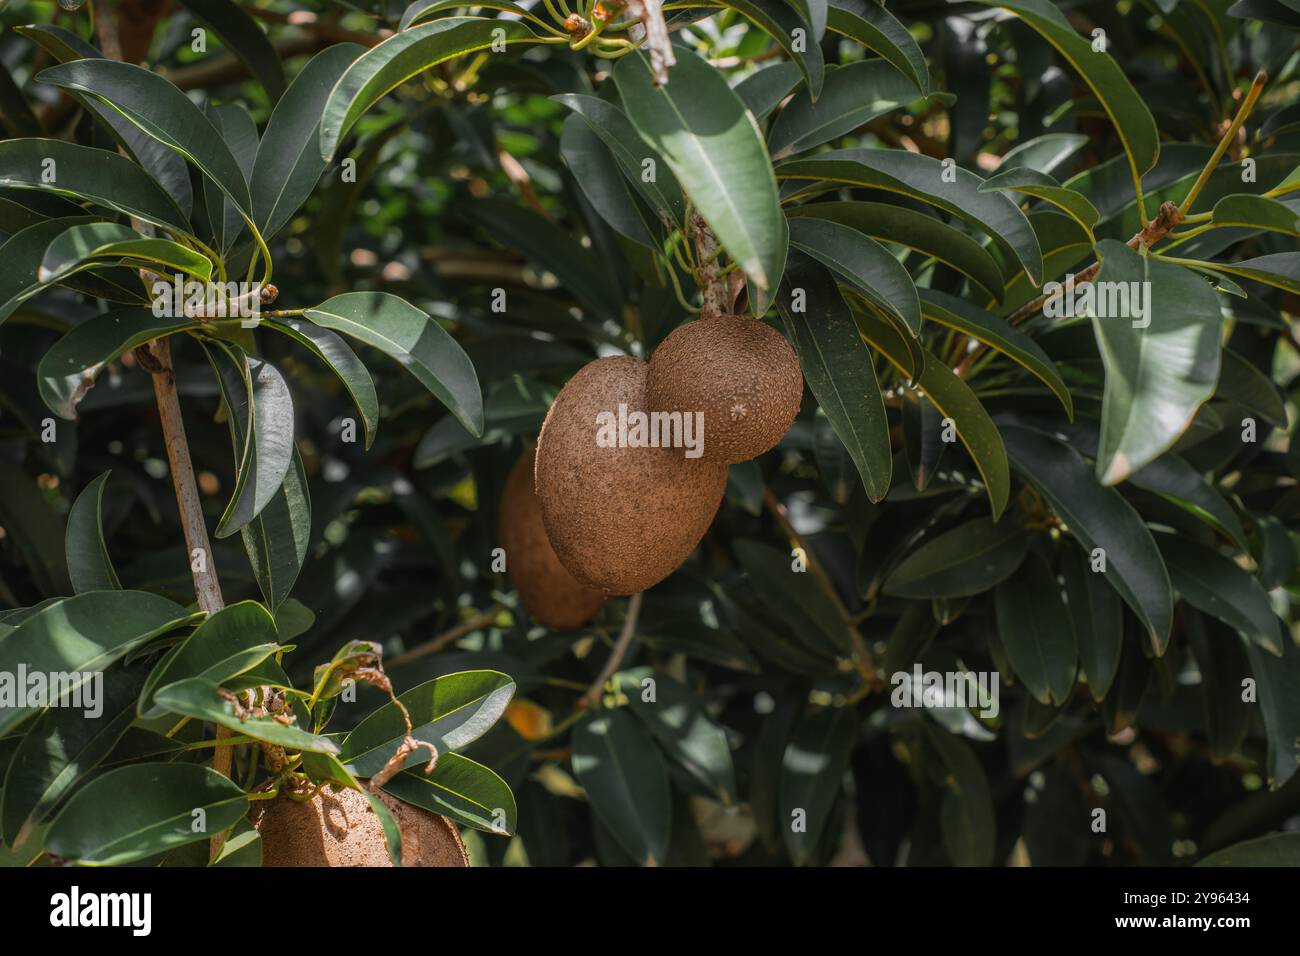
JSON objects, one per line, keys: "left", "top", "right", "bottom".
{"left": 534, "top": 356, "right": 727, "bottom": 594}
{"left": 499, "top": 448, "right": 605, "bottom": 628}
{"left": 645, "top": 314, "right": 803, "bottom": 464}
{"left": 251, "top": 785, "right": 469, "bottom": 867}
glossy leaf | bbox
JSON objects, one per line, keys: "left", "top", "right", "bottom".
{"left": 174, "top": 0, "right": 286, "bottom": 102}
{"left": 206, "top": 343, "right": 295, "bottom": 538}
{"left": 884, "top": 517, "right": 1031, "bottom": 598}
{"left": 382, "top": 753, "right": 517, "bottom": 835}
{"left": 780, "top": 704, "right": 857, "bottom": 865}
{"left": 305, "top": 291, "right": 484, "bottom": 437}
{"left": 339, "top": 670, "right": 516, "bottom": 777}
{"left": 0, "top": 139, "right": 189, "bottom": 233}
{"left": 155, "top": 677, "right": 340, "bottom": 753}
{"left": 1090, "top": 242, "right": 1222, "bottom": 485}
{"left": 1157, "top": 536, "right": 1284, "bottom": 655}
{"left": 776, "top": 251, "right": 891, "bottom": 501}
{"left": 572, "top": 710, "right": 672, "bottom": 866}
{"left": 0, "top": 591, "right": 197, "bottom": 735}
{"left": 787, "top": 201, "right": 1005, "bottom": 303}
{"left": 615, "top": 47, "right": 786, "bottom": 293}
{"left": 44, "top": 763, "right": 248, "bottom": 866}
{"left": 825, "top": 0, "right": 930, "bottom": 93}
{"left": 65, "top": 470, "right": 120, "bottom": 593}
{"left": 995, "top": 553, "right": 1076, "bottom": 705}
{"left": 778, "top": 148, "right": 1043, "bottom": 286}
{"left": 319, "top": 18, "right": 537, "bottom": 160}
{"left": 241, "top": 447, "right": 311, "bottom": 611}
{"left": 1061, "top": 545, "right": 1123, "bottom": 702}
{"left": 769, "top": 60, "right": 919, "bottom": 158}
{"left": 264, "top": 317, "right": 379, "bottom": 449}
{"left": 999, "top": 423, "right": 1173, "bottom": 652}
{"left": 854, "top": 307, "right": 1010, "bottom": 519}
{"left": 252, "top": 44, "right": 365, "bottom": 239}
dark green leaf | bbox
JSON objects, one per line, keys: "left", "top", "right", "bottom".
{"left": 65, "top": 470, "right": 120, "bottom": 593}
{"left": 780, "top": 704, "right": 856, "bottom": 865}
{"left": 995, "top": 553, "right": 1076, "bottom": 705}
{"left": 884, "top": 516, "right": 1031, "bottom": 598}
{"left": 174, "top": 0, "right": 287, "bottom": 102}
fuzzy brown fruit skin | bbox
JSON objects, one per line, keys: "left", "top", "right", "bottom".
{"left": 535, "top": 356, "right": 727, "bottom": 595}
{"left": 645, "top": 315, "right": 803, "bottom": 465}
{"left": 500, "top": 449, "right": 606, "bottom": 628}
{"left": 250, "top": 786, "right": 469, "bottom": 867}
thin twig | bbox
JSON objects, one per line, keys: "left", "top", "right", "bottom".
{"left": 692, "top": 214, "right": 727, "bottom": 319}
{"left": 387, "top": 604, "right": 505, "bottom": 668}
{"left": 762, "top": 487, "right": 877, "bottom": 684}
{"left": 582, "top": 592, "right": 644, "bottom": 707}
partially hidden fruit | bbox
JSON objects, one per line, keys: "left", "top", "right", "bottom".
{"left": 500, "top": 448, "right": 606, "bottom": 628}
{"left": 535, "top": 356, "right": 727, "bottom": 595}
{"left": 251, "top": 785, "right": 469, "bottom": 867}
{"left": 645, "top": 314, "right": 803, "bottom": 464}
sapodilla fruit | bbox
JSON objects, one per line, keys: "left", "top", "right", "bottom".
{"left": 499, "top": 448, "right": 605, "bottom": 628}
{"left": 645, "top": 314, "right": 803, "bottom": 465}
{"left": 250, "top": 785, "right": 469, "bottom": 867}
{"left": 534, "top": 356, "right": 727, "bottom": 595}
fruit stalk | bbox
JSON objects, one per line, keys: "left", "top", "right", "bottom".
{"left": 582, "top": 592, "right": 644, "bottom": 706}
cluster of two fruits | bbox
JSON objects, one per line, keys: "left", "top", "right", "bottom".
{"left": 501, "top": 314, "right": 805, "bottom": 628}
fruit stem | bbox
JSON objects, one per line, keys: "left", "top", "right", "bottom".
{"left": 582, "top": 592, "right": 644, "bottom": 707}
{"left": 691, "top": 213, "right": 728, "bottom": 319}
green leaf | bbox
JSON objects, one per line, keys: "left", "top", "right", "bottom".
{"left": 44, "top": 763, "right": 248, "bottom": 866}
{"left": 1198, "top": 832, "right": 1300, "bottom": 866}
{"left": 339, "top": 670, "right": 516, "bottom": 777}
{"left": 560, "top": 113, "right": 659, "bottom": 248}
{"left": 381, "top": 754, "right": 517, "bottom": 835}
{"left": 1216, "top": 348, "right": 1288, "bottom": 428}
{"left": 39, "top": 221, "right": 212, "bottom": 283}
{"left": 319, "top": 17, "right": 537, "bottom": 161}
{"left": 572, "top": 709, "right": 672, "bottom": 866}
{"left": 155, "top": 677, "right": 340, "bottom": 753}
{"left": 205, "top": 343, "right": 295, "bottom": 538}
{"left": 1198, "top": 252, "right": 1300, "bottom": 295}
{"left": 551, "top": 94, "right": 685, "bottom": 227}
{"left": 779, "top": 704, "right": 857, "bottom": 865}
{"left": 139, "top": 600, "right": 282, "bottom": 716}
{"left": 854, "top": 307, "right": 1010, "bottom": 519}
{"left": 615, "top": 46, "right": 786, "bottom": 293}
{"left": 65, "top": 470, "right": 120, "bottom": 593}
{"left": 1157, "top": 536, "right": 1284, "bottom": 656}
{"left": 922, "top": 720, "right": 995, "bottom": 866}
{"left": 0, "top": 462, "right": 71, "bottom": 597}
{"left": 1245, "top": 637, "right": 1300, "bottom": 788}
{"left": 0, "top": 591, "right": 197, "bottom": 735}
{"left": 36, "top": 61, "right": 254, "bottom": 219}
{"left": 787, "top": 201, "right": 1005, "bottom": 303}
{"left": 202, "top": 102, "right": 258, "bottom": 253}
{"left": 770, "top": 60, "right": 920, "bottom": 158}
{"left": 14, "top": 24, "right": 195, "bottom": 218}
{"left": 211, "top": 817, "right": 262, "bottom": 867}
{"left": 613, "top": 667, "right": 737, "bottom": 806}
{"left": 264, "top": 317, "right": 379, "bottom": 449}
{"left": 1090, "top": 242, "right": 1222, "bottom": 485}
{"left": 401, "top": 0, "right": 543, "bottom": 28}
{"left": 778, "top": 148, "right": 1043, "bottom": 286}
{"left": 776, "top": 251, "right": 891, "bottom": 501}
{"left": 241, "top": 447, "right": 311, "bottom": 611}
{"left": 883, "top": 516, "right": 1031, "bottom": 598}
{"left": 1209, "top": 194, "right": 1300, "bottom": 238}
{"left": 306, "top": 291, "right": 483, "bottom": 436}
{"left": 999, "top": 423, "right": 1174, "bottom": 652}
{"left": 901, "top": 387, "right": 947, "bottom": 491}
{"left": 38, "top": 309, "right": 197, "bottom": 419}
{"left": 252, "top": 44, "right": 364, "bottom": 240}
{"left": 1128, "top": 453, "right": 1251, "bottom": 555}
{"left": 0, "top": 139, "right": 189, "bottom": 233}
{"left": 174, "top": 0, "right": 286, "bottom": 102}
{"left": 980, "top": 166, "right": 1099, "bottom": 238}
{"left": 1061, "top": 545, "right": 1123, "bottom": 702}
{"left": 788, "top": 216, "right": 921, "bottom": 337}
{"left": 733, "top": 62, "right": 803, "bottom": 120}
{"left": 968, "top": 0, "right": 1159, "bottom": 197}
{"left": 825, "top": 0, "right": 930, "bottom": 94}
{"left": 465, "top": 198, "right": 624, "bottom": 320}
{"left": 716, "top": 0, "right": 824, "bottom": 100}
{"left": 919, "top": 289, "right": 1072, "bottom": 418}
{"left": 995, "top": 553, "right": 1076, "bottom": 705}
{"left": 1, "top": 660, "right": 143, "bottom": 849}
{"left": 996, "top": 132, "right": 1089, "bottom": 176}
